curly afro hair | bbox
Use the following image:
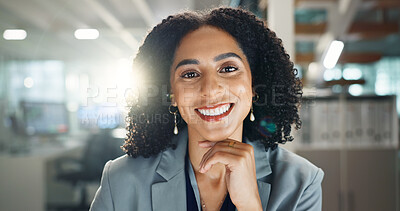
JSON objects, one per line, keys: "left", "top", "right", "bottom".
{"left": 122, "top": 7, "right": 302, "bottom": 158}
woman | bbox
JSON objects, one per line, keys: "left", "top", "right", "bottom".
{"left": 90, "top": 7, "right": 324, "bottom": 211}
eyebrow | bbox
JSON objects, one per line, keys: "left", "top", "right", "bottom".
{"left": 214, "top": 52, "right": 242, "bottom": 62}
{"left": 174, "top": 52, "right": 243, "bottom": 71}
{"left": 174, "top": 59, "right": 199, "bottom": 71}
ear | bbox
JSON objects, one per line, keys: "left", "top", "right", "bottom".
{"left": 170, "top": 94, "right": 177, "bottom": 106}
{"left": 252, "top": 89, "right": 259, "bottom": 102}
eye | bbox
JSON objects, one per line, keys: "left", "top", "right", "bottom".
{"left": 219, "top": 65, "right": 238, "bottom": 73}
{"left": 180, "top": 71, "right": 200, "bottom": 79}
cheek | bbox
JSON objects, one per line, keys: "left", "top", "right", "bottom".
{"left": 231, "top": 81, "right": 253, "bottom": 105}
{"left": 174, "top": 86, "right": 198, "bottom": 121}
{"left": 177, "top": 104, "right": 198, "bottom": 125}
{"left": 175, "top": 85, "right": 198, "bottom": 106}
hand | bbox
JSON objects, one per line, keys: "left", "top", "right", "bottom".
{"left": 198, "top": 140, "right": 262, "bottom": 211}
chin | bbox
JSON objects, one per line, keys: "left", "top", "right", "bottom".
{"left": 201, "top": 135, "right": 230, "bottom": 142}
{"left": 196, "top": 126, "right": 238, "bottom": 141}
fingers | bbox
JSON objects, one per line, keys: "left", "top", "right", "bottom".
{"left": 199, "top": 140, "right": 254, "bottom": 173}
{"left": 198, "top": 140, "right": 217, "bottom": 148}
{"left": 199, "top": 140, "right": 242, "bottom": 168}
{"left": 200, "top": 152, "right": 240, "bottom": 173}
{"left": 198, "top": 139, "right": 240, "bottom": 148}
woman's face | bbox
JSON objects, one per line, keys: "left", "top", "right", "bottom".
{"left": 170, "top": 25, "right": 253, "bottom": 141}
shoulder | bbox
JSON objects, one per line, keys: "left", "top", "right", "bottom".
{"left": 264, "top": 146, "right": 324, "bottom": 210}
{"left": 90, "top": 153, "right": 163, "bottom": 210}
{"left": 268, "top": 146, "right": 324, "bottom": 188}
{"left": 104, "top": 153, "right": 162, "bottom": 184}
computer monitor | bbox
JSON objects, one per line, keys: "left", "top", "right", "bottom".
{"left": 21, "top": 101, "right": 69, "bottom": 135}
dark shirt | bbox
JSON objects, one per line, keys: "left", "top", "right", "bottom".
{"left": 185, "top": 153, "right": 236, "bottom": 211}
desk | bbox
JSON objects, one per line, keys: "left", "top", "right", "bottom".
{"left": 0, "top": 141, "right": 84, "bottom": 211}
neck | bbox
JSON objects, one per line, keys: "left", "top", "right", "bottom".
{"left": 187, "top": 125, "right": 243, "bottom": 180}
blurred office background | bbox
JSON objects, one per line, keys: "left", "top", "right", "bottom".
{"left": 0, "top": 0, "right": 399, "bottom": 210}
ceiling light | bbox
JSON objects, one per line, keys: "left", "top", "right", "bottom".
{"left": 323, "top": 40, "right": 344, "bottom": 69}
{"left": 3, "top": 29, "right": 27, "bottom": 40}
{"left": 74, "top": 29, "right": 99, "bottom": 40}
{"left": 24, "top": 77, "right": 34, "bottom": 88}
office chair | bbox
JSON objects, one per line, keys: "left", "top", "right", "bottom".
{"left": 51, "top": 129, "right": 124, "bottom": 210}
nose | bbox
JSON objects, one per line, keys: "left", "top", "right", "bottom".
{"left": 199, "top": 72, "right": 224, "bottom": 102}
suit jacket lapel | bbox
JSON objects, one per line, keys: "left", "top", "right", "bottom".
{"left": 151, "top": 172, "right": 186, "bottom": 210}
{"left": 151, "top": 127, "right": 188, "bottom": 211}
{"left": 247, "top": 138, "right": 272, "bottom": 211}
{"left": 257, "top": 180, "right": 272, "bottom": 210}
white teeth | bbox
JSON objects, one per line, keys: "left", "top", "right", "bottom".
{"left": 210, "top": 109, "right": 215, "bottom": 115}
{"left": 197, "top": 104, "right": 231, "bottom": 116}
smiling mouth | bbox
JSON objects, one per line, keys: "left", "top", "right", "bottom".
{"left": 195, "top": 103, "right": 234, "bottom": 122}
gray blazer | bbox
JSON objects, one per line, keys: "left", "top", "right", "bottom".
{"left": 90, "top": 127, "right": 324, "bottom": 211}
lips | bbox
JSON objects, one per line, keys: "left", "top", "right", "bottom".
{"left": 195, "top": 103, "right": 234, "bottom": 122}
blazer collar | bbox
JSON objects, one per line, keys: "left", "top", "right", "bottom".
{"left": 155, "top": 126, "right": 188, "bottom": 181}
{"left": 244, "top": 137, "right": 272, "bottom": 211}
{"left": 245, "top": 136, "right": 272, "bottom": 179}
{"left": 152, "top": 127, "right": 189, "bottom": 210}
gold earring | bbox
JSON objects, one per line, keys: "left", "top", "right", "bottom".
{"left": 169, "top": 105, "right": 178, "bottom": 135}
{"left": 250, "top": 93, "right": 259, "bottom": 122}
{"left": 250, "top": 105, "right": 255, "bottom": 122}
